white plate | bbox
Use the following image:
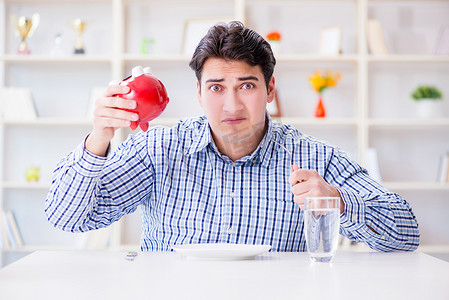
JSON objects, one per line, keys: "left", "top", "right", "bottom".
{"left": 172, "top": 243, "right": 271, "bottom": 260}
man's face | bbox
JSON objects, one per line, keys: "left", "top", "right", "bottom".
{"left": 197, "top": 58, "right": 275, "bottom": 156}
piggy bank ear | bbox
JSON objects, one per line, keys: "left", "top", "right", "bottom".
{"left": 139, "top": 122, "right": 149, "bottom": 132}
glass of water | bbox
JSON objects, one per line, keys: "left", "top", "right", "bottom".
{"left": 304, "top": 197, "right": 340, "bottom": 263}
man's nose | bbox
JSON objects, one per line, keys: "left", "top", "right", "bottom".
{"left": 223, "top": 90, "right": 244, "bottom": 112}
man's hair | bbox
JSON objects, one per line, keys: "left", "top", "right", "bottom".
{"left": 189, "top": 21, "right": 276, "bottom": 90}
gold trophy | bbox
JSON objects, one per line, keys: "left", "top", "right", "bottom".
{"left": 72, "top": 19, "right": 86, "bottom": 54}
{"left": 11, "top": 14, "right": 40, "bottom": 55}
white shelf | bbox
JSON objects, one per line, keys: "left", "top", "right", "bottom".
{"left": 277, "top": 117, "right": 358, "bottom": 126}
{"left": 123, "top": 54, "right": 191, "bottom": 62}
{"left": 1, "top": 118, "right": 92, "bottom": 126}
{"left": 276, "top": 54, "right": 359, "bottom": 62}
{"left": 368, "top": 118, "right": 449, "bottom": 127}
{"left": 384, "top": 182, "right": 449, "bottom": 191}
{"left": 367, "top": 55, "right": 449, "bottom": 63}
{"left": 1, "top": 181, "right": 51, "bottom": 189}
{"left": 1, "top": 54, "right": 112, "bottom": 64}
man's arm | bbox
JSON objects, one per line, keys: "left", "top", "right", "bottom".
{"left": 289, "top": 145, "right": 419, "bottom": 251}
{"left": 45, "top": 84, "right": 149, "bottom": 232}
{"left": 327, "top": 149, "right": 420, "bottom": 251}
{"left": 45, "top": 133, "right": 153, "bottom": 232}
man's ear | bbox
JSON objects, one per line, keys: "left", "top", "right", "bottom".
{"left": 267, "top": 76, "right": 276, "bottom": 103}
{"left": 196, "top": 81, "right": 203, "bottom": 107}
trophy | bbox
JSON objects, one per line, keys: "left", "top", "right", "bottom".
{"left": 11, "top": 14, "right": 40, "bottom": 55}
{"left": 72, "top": 19, "right": 86, "bottom": 54}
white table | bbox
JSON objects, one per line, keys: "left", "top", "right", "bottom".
{"left": 0, "top": 250, "right": 448, "bottom": 300}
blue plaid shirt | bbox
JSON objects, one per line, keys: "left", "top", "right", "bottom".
{"left": 45, "top": 116, "right": 419, "bottom": 252}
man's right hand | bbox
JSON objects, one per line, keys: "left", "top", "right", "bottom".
{"left": 85, "top": 83, "right": 138, "bottom": 157}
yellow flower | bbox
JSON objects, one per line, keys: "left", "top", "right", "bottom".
{"left": 308, "top": 70, "right": 341, "bottom": 94}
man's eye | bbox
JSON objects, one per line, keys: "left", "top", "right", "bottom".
{"left": 210, "top": 85, "right": 222, "bottom": 92}
{"left": 242, "top": 83, "right": 254, "bottom": 90}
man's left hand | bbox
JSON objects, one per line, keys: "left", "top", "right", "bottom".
{"left": 289, "top": 165, "right": 345, "bottom": 214}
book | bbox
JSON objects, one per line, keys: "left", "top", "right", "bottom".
{"left": 433, "top": 25, "right": 449, "bottom": 55}
{"left": 367, "top": 19, "right": 388, "bottom": 55}
{"left": 2, "top": 211, "right": 17, "bottom": 248}
{"left": 6, "top": 210, "right": 24, "bottom": 247}
{"left": 0, "top": 210, "right": 11, "bottom": 249}
{"left": 0, "top": 87, "right": 38, "bottom": 121}
{"left": 437, "top": 152, "right": 449, "bottom": 184}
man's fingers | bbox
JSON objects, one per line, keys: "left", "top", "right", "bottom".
{"left": 100, "top": 96, "right": 136, "bottom": 110}
{"left": 104, "top": 84, "right": 130, "bottom": 98}
{"left": 94, "top": 116, "right": 131, "bottom": 129}
{"left": 97, "top": 106, "right": 138, "bottom": 120}
{"left": 289, "top": 167, "right": 314, "bottom": 185}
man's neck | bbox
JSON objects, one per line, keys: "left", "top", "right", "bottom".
{"left": 212, "top": 123, "right": 268, "bottom": 162}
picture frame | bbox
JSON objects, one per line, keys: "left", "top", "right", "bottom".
{"left": 267, "top": 90, "right": 282, "bottom": 118}
{"left": 319, "top": 26, "right": 342, "bottom": 55}
{"left": 182, "top": 17, "right": 234, "bottom": 56}
{"left": 0, "top": 87, "right": 37, "bottom": 120}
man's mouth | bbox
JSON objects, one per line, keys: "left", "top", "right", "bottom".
{"left": 222, "top": 117, "right": 246, "bottom": 125}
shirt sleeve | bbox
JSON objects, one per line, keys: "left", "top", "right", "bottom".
{"left": 325, "top": 148, "right": 420, "bottom": 252}
{"left": 45, "top": 133, "right": 154, "bottom": 232}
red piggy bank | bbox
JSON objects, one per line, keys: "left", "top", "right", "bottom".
{"left": 119, "top": 66, "right": 169, "bottom": 131}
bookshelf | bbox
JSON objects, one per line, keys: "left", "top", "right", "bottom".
{"left": 1, "top": 0, "right": 449, "bottom": 266}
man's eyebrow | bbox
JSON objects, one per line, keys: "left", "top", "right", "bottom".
{"left": 204, "top": 76, "right": 259, "bottom": 84}
{"left": 238, "top": 76, "right": 259, "bottom": 81}
{"left": 205, "top": 78, "right": 224, "bottom": 83}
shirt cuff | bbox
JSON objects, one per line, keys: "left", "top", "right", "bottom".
{"left": 71, "top": 138, "right": 108, "bottom": 178}
{"left": 337, "top": 187, "right": 366, "bottom": 228}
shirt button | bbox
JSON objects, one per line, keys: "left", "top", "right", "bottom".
{"left": 227, "top": 228, "right": 233, "bottom": 235}
{"left": 232, "top": 163, "right": 237, "bottom": 167}
{"left": 230, "top": 192, "right": 236, "bottom": 198}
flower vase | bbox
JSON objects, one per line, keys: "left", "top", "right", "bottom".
{"left": 315, "top": 94, "right": 326, "bottom": 118}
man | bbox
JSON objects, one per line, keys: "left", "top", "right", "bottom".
{"left": 45, "top": 21, "right": 419, "bottom": 252}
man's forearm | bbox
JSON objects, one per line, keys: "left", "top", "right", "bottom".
{"left": 85, "top": 132, "right": 111, "bottom": 157}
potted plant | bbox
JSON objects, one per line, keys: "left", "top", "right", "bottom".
{"left": 410, "top": 85, "right": 443, "bottom": 119}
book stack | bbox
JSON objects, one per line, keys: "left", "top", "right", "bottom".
{"left": 0, "top": 210, "right": 24, "bottom": 249}
{"left": 437, "top": 152, "right": 449, "bottom": 184}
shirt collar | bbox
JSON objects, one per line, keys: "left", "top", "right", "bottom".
{"left": 185, "top": 118, "right": 212, "bottom": 156}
